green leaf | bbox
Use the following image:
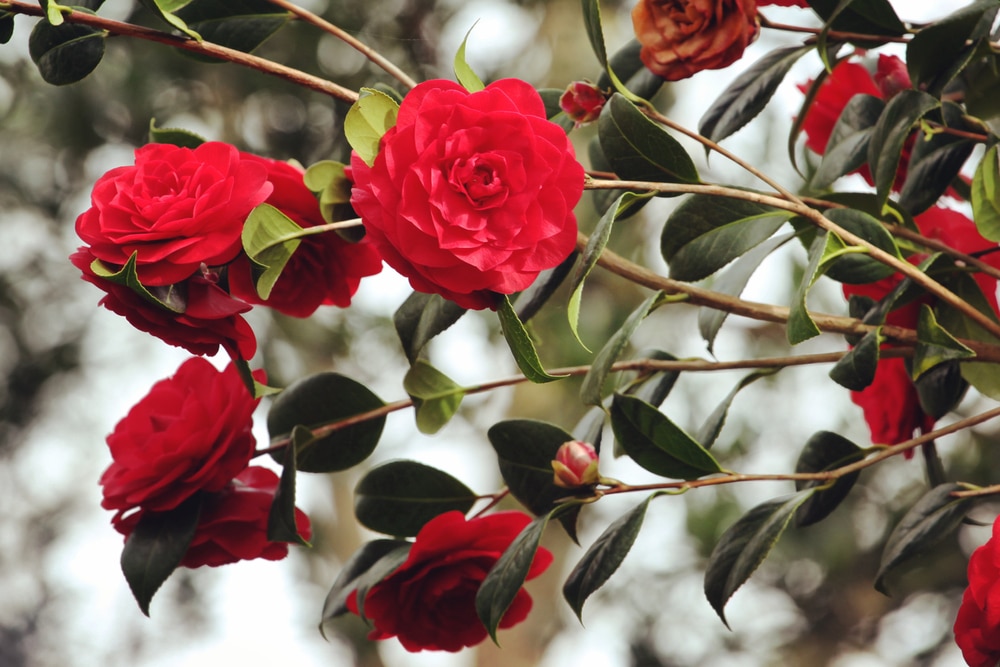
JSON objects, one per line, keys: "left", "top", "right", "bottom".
{"left": 696, "top": 369, "right": 778, "bottom": 449}
{"left": 302, "top": 160, "right": 354, "bottom": 229}
{"left": 899, "top": 103, "right": 977, "bottom": 216}
{"left": 267, "top": 425, "right": 310, "bottom": 546}
{"left": 563, "top": 494, "right": 656, "bottom": 621}
{"left": 787, "top": 233, "right": 832, "bottom": 344}
{"left": 915, "top": 360, "right": 969, "bottom": 420}
{"left": 403, "top": 360, "right": 465, "bottom": 435}
{"left": 595, "top": 39, "right": 666, "bottom": 102}
{"left": 598, "top": 94, "right": 700, "bottom": 186}
{"left": 39, "top": 0, "right": 68, "bottom": 25}
{"left": 610, "top": 393, "right": 722, "bottom": 480}
{"left": 453, "top": 24, "right": 485, "bottom": 92}
{"left": 148, "top": 118, "right": 206, "bottom": 148}
{"left": 912, "top": 305, "right": 974, "bottom": 380}
{"left": 0, "top": 12, "right": 14, "bottom": 44}
{"left": 28, "top": 12, "right": 105, "bottom": 85}
{"left": 514, "top": 251, "right": 577, "bottom": 323}
{"left": 175, "top": 0, "right": 290, "bottom": 60}
{"left": 580, "top": 291, "right": 662, "bottom": 407}
{"left": 828, "top": 327, "right": 881, "bottom": 390}
{"left": 621, "top": 349, "right": 680, "bottom": 408}
{"left": 935, "top": 275, "right": 1000, "bottom": 400}
{"left": 347, "top": 542, "right": 412, "bottom": 621}
{"left": 320, "top": 538, "right": 410, "bottom": 633}
{"left": 875, "top": 483, "right": 973, "bottom": 595}
{"left": 808, "top": 0, "right": 906, "bottom": 37}
{"left": 810, "top": 94, "right": 884, "bottom": 190}
{"left": 354, "top": 460, "right": 477, "bottom": 537}
{"left": 120, "top": 493, "right": 202, "bottom": 616}
{"left": 569, "top": 192, "right": 653, "bottom": 350}
{"left": 90, "top": 252, "right": 186, "bottom": 313}
{"left": 972, "top": 144, "right": 1000, "bottom": 242}
{"left": 267, "top": 373, "right": 385, "bottom": 473}
{"left": 487, "top": 419, "right": 582, "bottom": 541}
{"left": 699, "top": 45, "right": 812, "bottom": 145}
{"left": 703, "top": 491, "right": 814, "bottom": 626}
{"left": 344, "top": 88, "right": 399, "bottom": 168}
{"left": 497, "top": 295, "right": 566, "bottom": 384}
{"left": 698, "top": 233, "right": 795, "bottom": 353}
{"left": 476, "top": 511, "right": 552, "bottom": 643}
{"left": 241, "top": 203, "right": 303, "bottom": 299}
{"left": 907, "top": 0, "right": 999, "bottom": 96}
{"left": 822, "top": 207, "right": 900, "bottom": 285}
{"left": 137, "top": 0, "right": 201, "bottom": 39}
{"left": 661, "top": 194, "right": 792, "bottom": 282}
{"left": 580, "top": 0, "right": 607, "bottom": 66}
{"left": 866, "top": 90, "right": 939, "bottom": 213}
{"left": 393, "top": 291, "right": 466, "bottom": 364}
{"left": 794, "top": 431, "right": 864, "bottom": 527}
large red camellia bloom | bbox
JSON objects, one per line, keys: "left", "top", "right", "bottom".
{"left": 100, "top": 357, "right": 263, "bottom": 522}
{"left": 228, "top": 156, "right": 382, "bottom": 317}
{"left": 631, "top": 0, "right": 760, "bottom": 82}
{"left": 955, "top": 517, "right": 1000, "bottom": 667}
{"left": 844, "top": 206, "right": 1000, "bottom": 447}
{"left": 75, "top": 142, "right": 273, "bottom": 286}
{"left": 350, "top": 79, "right": 584, "bottom": 310}
{"left": 114, "top": 467, "right": 311, "bottom": 568}
{"left": 347, "top": 510, "right": 553, "bottom": 652}
{"left": 71, "top": 247, "right": 257, "bottom": 360}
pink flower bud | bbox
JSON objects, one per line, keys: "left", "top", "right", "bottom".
{"left": 559, "top": 82, "right": 607, "bottom": 126}
{"left": 551, "top": 440, "right": 599, "bottom": 488}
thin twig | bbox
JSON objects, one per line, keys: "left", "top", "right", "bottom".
{"left": 758, "top": 13, "right": 911, "bottom": 44}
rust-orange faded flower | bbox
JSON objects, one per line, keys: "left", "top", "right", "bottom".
{"left": 631, "top": 0, "right": 760, "bottom": 82}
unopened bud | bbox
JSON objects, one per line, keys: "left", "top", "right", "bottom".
{"left": 551, "top": 440, "right": 599, "bottom": 488}
{"left": 559, "top": 82, "right": 607, "bottom": 126}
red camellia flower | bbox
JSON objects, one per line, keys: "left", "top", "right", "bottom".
{"left": 552, "top": 439, "right": 600, "bottom": 488}
{"left": 799, "top": 54, "right": 912, "bottom": 187}
{"left": 844, "top": 206, "right": 1000, "bottom": 447}
{"left": 347, "top": 510, "right": 554, "bottom": 652}
{"left": 350, "top": 79, "right": 584, "bottom": 310}
{"left": 114, "top": 467, "right": 311, "bottom": 568}
{"left": 559, "top": 81, "right": 607, "bottom": 125}
{"left": 71, "top": 247, "right": 258, "bottom": 359}
{"left": 955, "top": 516, "right": 1000, "bottom": 667}
{"left": 631, "top": 0, "right": 760, "bottom": 82}
{"left": 100, "top": 357, "right": 263, "bottom": 522}
{"left": 75, "top": 142, "right": 273, "bottom": 286}
{"left": 228, "top": 156, "right": 382, "bottom": 317}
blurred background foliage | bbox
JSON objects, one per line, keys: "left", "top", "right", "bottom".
{"left": 1, "top": 1, "right": 997, "bottom": 666}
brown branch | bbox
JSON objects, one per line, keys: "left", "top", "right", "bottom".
{"left": 758, "top": 13, "right": 911, "bottom": 44}
{"left": 1, "top": 0, "right": 359, "bottom": 103}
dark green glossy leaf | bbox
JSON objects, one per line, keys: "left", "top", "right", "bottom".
{"left": 912, "top": 305, "right": 974, "bottom": 379}
{"left": 513, "top": 251, "right": 577, "bottom": 323}
{"left": 354, "top": 460, "right": 477, "bottom": 537}
{"left": 267, "top": 425, "right": 309, "bottom": 546}
{"left": 699, "top": 232, "right": 795, "bottom": 353}
{"left": 972, "top": 145, "right": 1000, "bottom": 242}
{"left": 898, "top": 103, "right": 977, "bottom": 216}
{"left": 661, "top": 194, "right": 791, "bottom": 282}
{"left": 598, "top": 94, "right": 699, "bottom": 186}
{"left": 121, "top": 493, "right": 202, "bottom": 616}
{"left": 580, "top": 291, "right": 662, "bottom": 407}
{"left": 497, "top": 295, "right": 566, "bottom": 383}
{"left": 580, "top": 0, "right": 606, "bottom": 66}
{"left": 810, "top": 94, "right": 883, "bottom": 190}
{"left": 875, "top": 483, "right": 973, "bottom": 595}
{"left": 595, "top": 39, "right": 665, "bottom": 102}
{"left": 867, "top": 90, "right": 939, "bottom": 213}
{"left": 610, "top": 393, "right": 722, "bottom": 479}
{"left": 563, "top": 494, "right": 656, "bottom": 620}
{"left": 794, "top": 431, "right": 864, "bottom": 526}
{"left": 28, "top": 13, "right": 105, "bottom": 85}
{"left": 621, "top": 349, "right": 680, "bottom": 409}
{"left": 699, "top": 45, "right": 812, "bottom": 144}
{"left": 176, "top": 0, "right": 290, "bottom": 60}
{"left": 476, "top": 511, "right": 552, "bottom": 643}
{"left": 808, "top": 0, "right": 905, "bottom": 37}
{"left": 148, "top": 118, "right": 206, "bottom": 148}
{"left": 915, "top": 360, "right": 969, "bottom": 420}
{"left": 487, "top": 419, "right": 582, "bottom": 541}
{"left": 320, "top": 538, "right": 410, "bottom": 632}
{"left": 907, "top": 0, "right": 999, "bottom": 96}
{"left": 696, "top": 369, "right": 778, "bottom": 449}
{"left": 267, "top": 373, "right": 385, "bottom": 473}
{"left": 935, "top": 275, "right": 1000, "bottom": 400}
{"left": 403, "top": 360, "right": 465, "bottom": 435}
{"left": 828, "top": 327, "right": 881, "bottom": 391}
{"left": 349, "top": 543, "right": 412, "bottom": 621}
{"left": 787, "top": 233, "right": 833, "bottom": 344}
{"left": 963, "top": 55, "right": 1000, "bottom": 122}
{"left": 0, "top": 12, "right": 13, "bottom": 44}
{"left": 704, "top": 491, "right": 813, "bottom": 626}
{"left": 393, "top": 291, "right": 466, "bottom": 364}
{"left": 137, "top": 0, "right": 200, "bottom": 39}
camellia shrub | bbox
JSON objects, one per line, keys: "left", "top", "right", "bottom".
{"left": 8, "top": 0, "right": 1000, "bottom": 663}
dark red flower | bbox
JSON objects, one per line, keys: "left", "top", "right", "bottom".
{"left": 75, "top": 142, "right": 272, "bottom": 286}
{"left": 71, "top": 247, "right": 257, "bottom": 360}
{"left": 347, "top": 510, "right": 553, "bottom": 652}
{"left": 559, "top": 81, "right": 607, "bottom": 125}
{"left": 350, "top": 79, "right": 584, "bottom": 310}
{"left": 228, "top": 156, "right": 382, "bottom": 317}
{"left": 955, "top": 517, "right": 1000, "bottom": 667}
{"left": 100, "top": 357, "right": 263, "bottom": 520}
{"left": 631, "top": 0, "right": 760, "bottom": 82}
{"left": 114, "top": 467, "right": 311, "bottom": 568}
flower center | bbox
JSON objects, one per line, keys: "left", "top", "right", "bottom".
{"left": 449, "top": 156, "right": 508, "bottom": 210}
